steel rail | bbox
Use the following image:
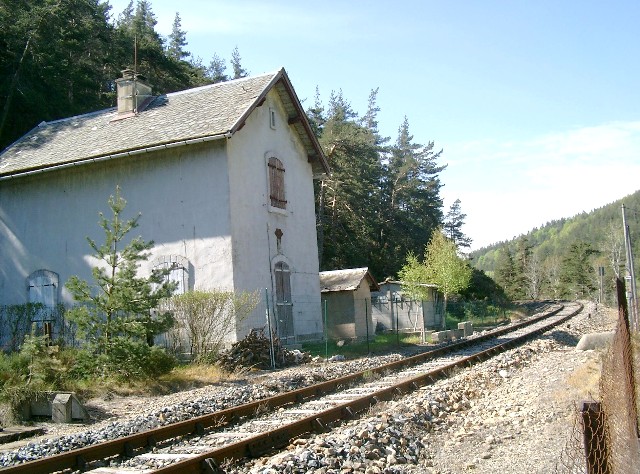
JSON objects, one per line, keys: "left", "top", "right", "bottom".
{"left": 152, "top": 302, "right": 582, "bottom": 474}
{"left": 0, "top": 301, "right": 578, "bottom": 474}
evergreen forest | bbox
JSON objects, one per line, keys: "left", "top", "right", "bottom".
{"left": 471, "top": 190, "right": 640, "bottom": 305}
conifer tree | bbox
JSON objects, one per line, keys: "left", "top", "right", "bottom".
{"left": 207, "top": 53, "right": 228, "bottom": 83}
{"left": 443, "top": 199, "right": 472, "bottom": 250}
{"left": 66, "top": 186, "right": 175, "bottom": 354}
{"left": 167, "top": 12, "right": 189, "bottom": 61}
{"left": 380, "top": 117, "right": 446, "bottom": 276}
{"left": 230, "top": 46, "right": 248, "bottom": 79}
{"left": 315, "top": 91, "right": 383, "bottom": 275}
{"left": 559, "top": 241, "right": 598, "bottom": 298}
{"left": 494, "top": 244, "right": 516, "bottom": 299}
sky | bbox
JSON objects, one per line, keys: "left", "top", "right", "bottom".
{"left": 107, "top": 0, "right": 640, "bottom": 250}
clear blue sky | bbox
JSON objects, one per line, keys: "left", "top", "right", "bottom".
{"left": 108, "top": 0, "right": 640, "bottom": 250}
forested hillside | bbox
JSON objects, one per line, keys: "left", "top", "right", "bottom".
{"left": 471, "top": 190, "right": 640, "bottom": 304}
{"left": 1, "top": 0, "right": 458, "bottom": 281}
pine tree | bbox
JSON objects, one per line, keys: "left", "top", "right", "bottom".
{"left": 513, "top": 236, "right": 532, "bottom": 299}
{"left": 559, "top": 241, "right": 598, "bottom": 298}
{"left": 380, "top": 117, "right": 446, "bottom": 277}
{"left": 207, "top": 53, "right": 228, "bottom": 83}
{"left": 230, "top": 46, "right": 248, "bottom": 79}
{"left": 443, "top": 199, "right": 472, "bottom": 249}
{"left": 494, "top": 244, "right": 516, "bottom": 299}
{"left": 66, "top": 186, "right": 176, "bottom": 354}
{"left": 306, "top": 86, "right": 325, "bottom": 138}
{"left": 315, "top": 91, "right": 384, "bottom": 275}
{"left": 166, "top": 12, "right": 189, "bottom": 61}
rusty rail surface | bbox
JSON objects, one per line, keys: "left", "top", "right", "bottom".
{"left": 0, "top": 301, "right": 581, "bottom": 474}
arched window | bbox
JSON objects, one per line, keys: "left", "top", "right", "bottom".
{"left": 274, "top": 261, "right": 293, "bottom": 340}
{"left": 268, "top": 156, "right": 286, "bottom": 209}
{"left": 152, "top": 256, "right": 190, "bottom": 295}
{"left": 27, "top": 270, "right": 59, "bottom": 307}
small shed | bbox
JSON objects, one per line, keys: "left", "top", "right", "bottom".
{"left": 319, "top": 268, "right": 379, "bottom": 341}
{"left": 371, "top": 280, "right": 441, "bottom": 332}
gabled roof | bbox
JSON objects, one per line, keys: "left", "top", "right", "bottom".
{"left": 0, "top": 68, "right": 329, "bottom": 179}
{"left": 319, "top": 267, "right": 380, "bottom": 293}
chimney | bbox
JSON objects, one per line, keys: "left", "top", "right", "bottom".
{"left": 115, "top": 69, "right": 153, "bottom": 114}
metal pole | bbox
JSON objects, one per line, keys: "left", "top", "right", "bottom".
{"left": 365, "top": 298, "right": 370, "bottom": 355}
{"left": 622, "top": 204, "right": 638, "bottom": 331}
{"left": 395, "top": 296, "right": 399, "bottom": 346}
{"left": 598, "top": 266, "right": 604, "bottom": 305}
{"left": 324, "top": 299, "right": 328, "bottom": 361}
{"left": 265, "top": 289, "right": 275, "bottom": 369}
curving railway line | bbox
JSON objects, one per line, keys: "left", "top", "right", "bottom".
{"left": 0, "top": 301, "right": 583, "bottom": 474}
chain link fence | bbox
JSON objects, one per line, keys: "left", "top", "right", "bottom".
{"left": 557, "top": 280, "right": 640, "bottom": 473}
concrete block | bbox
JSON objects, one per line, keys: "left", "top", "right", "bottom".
{"left": 22, "top": 392, "right": 90, "bottom": 423}
{"left": 451, "top": 329, "right": 464, "bottom": 339}
{"left": 576, "top": 331, "right": 615, "bottom": 351}
{"left": 432, "top": 331, "right": 450, "bottom": 343}
{"left": 52, "top": 393, "right": 72, "bottom": 423}
{"left": 458, "top": 321, "right": 474, "bottom": 337}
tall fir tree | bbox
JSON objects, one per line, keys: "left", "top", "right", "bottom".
{"left": 443, "top": 199, "right": 472, "bottom": 250}
{"left": 206, "top": 53, "right": 228, "bottom": 83}
{"left": 379, "top": 117, "right": 446, "bottom": 277}
{"left": 230, "top": 46, "right": 248, "bottom": 79}
{"left": 315, "top": 91, "right": 384, "bottom": 275}
{"left": 166, "top": 12, "right": 189, "bottom": 61}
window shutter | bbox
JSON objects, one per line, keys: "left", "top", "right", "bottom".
{"left": 27, "top": 272, "right": 57, "bottom": 307}
{"left": 268, "top": 157, "right": 286, "bottom": 209}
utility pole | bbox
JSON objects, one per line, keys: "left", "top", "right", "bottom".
{"left": 622, "top": 204, "right": 638, "bottom": 331}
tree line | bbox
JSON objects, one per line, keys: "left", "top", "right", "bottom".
{"left": 472, "top": 189, "right": 640, "bottom": 304}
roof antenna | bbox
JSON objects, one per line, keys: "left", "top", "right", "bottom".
{"left": 133, "top": 35, "right": 138, "bottom": 113}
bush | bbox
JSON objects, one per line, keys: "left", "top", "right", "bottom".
{"left": 70, "top": 340, "right": 175, "bottom": 381}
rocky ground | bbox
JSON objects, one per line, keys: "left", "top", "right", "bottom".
{"left": 227, "top": 301, "right": 613, "bottom": 474}
{"left": 0, "top": 301, "right": 615, "bottom": 473}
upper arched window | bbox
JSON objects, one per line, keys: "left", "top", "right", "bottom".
{"left": 152, "top": 256, "right": 190, "bottom": 295}
{"left": 27, "top": 270, "right": 59, "bottom": 307}
{"left": 268, "top": 157, "right": 286, "bottom": 209}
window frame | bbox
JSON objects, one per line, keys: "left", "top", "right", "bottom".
{"left": 151, "top": 255, "right": 190, "bottom": 295}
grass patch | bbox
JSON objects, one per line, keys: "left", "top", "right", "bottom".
{"left": 69, "top": 363, "right": 231, "bottom": 399}
{"left": 302, "top": 332, "right": 424, "bottom": 359}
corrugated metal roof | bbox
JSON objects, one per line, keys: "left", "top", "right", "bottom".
{"left": 319, "top": 267, "right": 379, "bottom": 293}
{"left": 0, "top": 68, "right": 329, "bottom": 178}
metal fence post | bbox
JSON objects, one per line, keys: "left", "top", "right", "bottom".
{"left": 264, "top": 289, "right": 275, "bottom": 369}
{"left": 581, "top": 401, "right": 609, "bottom": 474}
{"left": 324, "top": 299, "right": 328, "bottom": 361}
{"left": 365, "top": 298, "right": 370, "bottom": 354}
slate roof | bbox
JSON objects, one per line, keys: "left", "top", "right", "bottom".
{"left": 319, "top": 267, "right": 380, "bottom": 293}
{"left": 0, "top": 68, "right": 329, "bottom": 179}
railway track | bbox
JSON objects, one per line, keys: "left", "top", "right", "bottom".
{"left": 1, "top": 301, "right": 583, "bottom": 474}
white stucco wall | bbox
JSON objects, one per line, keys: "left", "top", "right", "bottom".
{"left": 226, "top": 89, "right": 323, "bottom": 341}
{"left": 0, "top": 140, "right": 232, "bottom": 307}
